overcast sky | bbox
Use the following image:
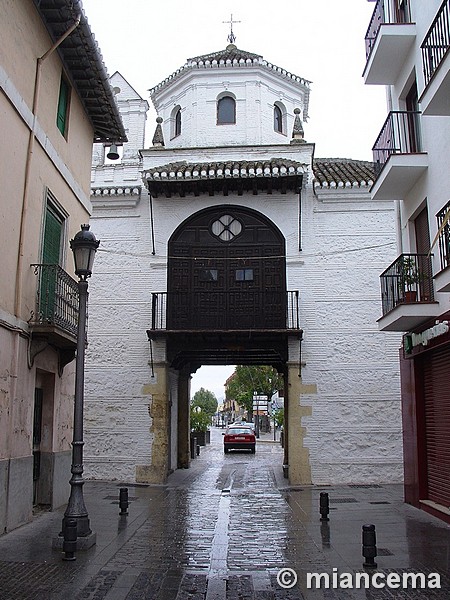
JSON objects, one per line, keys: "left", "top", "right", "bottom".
{"left": 81, "top": 0, "right": 387, "bottom": 402}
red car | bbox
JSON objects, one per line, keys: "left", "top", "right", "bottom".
{"left": 223, "top": 426, "right": 256, "bottom": 454}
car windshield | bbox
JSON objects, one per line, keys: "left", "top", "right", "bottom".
{"left": 227, "top": 428, "right": 253, "bottom": 435}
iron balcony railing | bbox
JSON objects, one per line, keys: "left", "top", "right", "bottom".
{"left": 365, "top": 0, "right": 412, "bottom": 60}
{"left": 150, "top": 290, "right": 300, "bottom": 331}
{"left": 30, "top": 264, "right": 79, "bottom": 338}
{"left": 380, "top": 253, "right": 434, "bottom": 316}
{"left": 372, "top": 110, "right": 422, "bottom": 176}
{"left": 421, "top": 0, "right": 450, "bottom": 87}
{"left": 437, "top": 201, "right": 450, "bottom": 272}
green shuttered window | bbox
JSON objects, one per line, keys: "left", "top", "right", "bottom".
{"left": 57, "top": 76, "right": 69, "bottom": 136}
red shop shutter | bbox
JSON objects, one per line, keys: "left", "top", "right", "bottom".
{"left": 423, "top": 345, "right": 450, "bottom": 507}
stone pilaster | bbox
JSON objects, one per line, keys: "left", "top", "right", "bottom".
{"left": 287, "top": 364, "right": 314, "bottom": 485}
{"left": 137, "top": 365, "right": 170, "bottom": 483}
{"left": 177, "top": 370, "right": 191, "bottom": 469}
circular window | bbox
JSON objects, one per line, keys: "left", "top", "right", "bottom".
{"left": 211, "top": 215, "right": 243, "bottom": 241}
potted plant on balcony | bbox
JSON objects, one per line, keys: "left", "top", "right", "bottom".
{"left": 190, "top": 406, "right": 211, "bottom": 446}
{"left": 398, "top": 256, "right": 420, "bottom": 302}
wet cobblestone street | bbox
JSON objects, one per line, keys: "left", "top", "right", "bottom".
{"left": 0, "top": 428, "right": 449, "bottom": 599}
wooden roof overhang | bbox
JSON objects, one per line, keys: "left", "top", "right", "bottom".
{"left": 143, "top": 159, "right": 306, "bottom": 198}
{"left": 34, "top": 0, "right": 126, "bottom": 143}
{"left": 147, "top": 328, "right": 303, "bottom": 372}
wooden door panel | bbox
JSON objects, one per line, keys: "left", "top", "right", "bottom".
{"left": 168, "top": 207, "right": 286, "bottom": 330}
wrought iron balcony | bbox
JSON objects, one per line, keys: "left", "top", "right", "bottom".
{"left": 437, "top": 202, "right": 450, "bottom": 272}
{"left": 420, "top": 0, "right": 450, "bottom": 115}
{"left": 434, "top": 202, "right": 450, "bottom": 292}
{"left": 365, "top": 0, "right": 411, "bottom": 59}
{"left": 364, "top": 0, "right": 414, "bottom": 84}
{"left": 29, "top": 264, "right": 79, "bottom": 340}
{"left": 149, "top": 290, "right": 300, "bottom": 332}
{"left": 370, "top": 111, "right": 428, "bottom": 200}
{"left": 422, "top": 0, "right": 450, "bottom": 86}
{"left": 380, "top": 254, "right": 434, "bottom": 316}
{"left": 373, "top": 111, "right": 422, "bottom": 174}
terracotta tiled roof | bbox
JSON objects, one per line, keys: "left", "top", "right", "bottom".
{"left": 188, "top": 47, "right": 263, "bottom": 63}
{"left": 143, "top": 158, "right": 306, "bottom": 198}
{"left": 141, "top": 157, "right": 375, "bottom": 197}
{"left": 312, "top": 158, "right": 375, "bottom": 188}
{"left": 143, "top": 158, "right": 308, "bottom": 182}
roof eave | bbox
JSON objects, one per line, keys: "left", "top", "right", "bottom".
{"left": 34, "top": 0, "right": 127, "bottom": 144}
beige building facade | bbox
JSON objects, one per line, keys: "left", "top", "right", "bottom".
{"left": 0, "top": 0, "right": 125, "bottom": 534}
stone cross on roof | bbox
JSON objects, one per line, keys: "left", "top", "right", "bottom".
{"left": 222, "top": 14, "right": 241, "bottom": 44}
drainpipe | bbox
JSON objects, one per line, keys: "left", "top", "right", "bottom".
{"left": 395, "top": 200, "right": 403, "bottom": 255}
{"left": 14, "top": 15, "right": 81, "bottom": 317}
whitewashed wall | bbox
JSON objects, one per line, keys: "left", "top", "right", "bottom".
{"left": 300, "top": 187, "right": 403, "bottom": 483}
{"left": 85, "top": 182, "right": 403, "bottom": 483}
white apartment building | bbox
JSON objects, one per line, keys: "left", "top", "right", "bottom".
{"left": 363, "top": 0, "right": 450, "bottom": 521}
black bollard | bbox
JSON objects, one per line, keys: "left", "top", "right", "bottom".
{"left": 119, "top": 487, "right": 129, "bottom": 515}
{"left": 62, "top": 518, "right": 77, "bottom": 561}
{"left": 320, "top": 521, "right": 331, "bottom": 548}
{"left": 196, "top": 444, "right": 200, "bottom": 456}
{"left": 319, "top": 492, "right": 330, "bottom": 521}
{"left": 190, "top": 436, "right": 197, "bottom": 459}
{"left": 362, "top": 524, "right": 378, "bottom": 568}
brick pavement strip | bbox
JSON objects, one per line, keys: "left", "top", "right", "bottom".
{"left": 0, "top": 560, "right": 82, "bottom": 600}
{"left": 74, "top": 569, "right": 123, "bottom": 600}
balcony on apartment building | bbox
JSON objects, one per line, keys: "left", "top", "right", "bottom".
{"left": 364, "top": 0, "right": 416, "bottom": 84}
{"left": 434, "top": 201, "right": 450, "bottom": 292}
{"left": 419, "top": 0, "right": 450, "bottom": 115}
{"left": 28, "top": 264, "right": 79, "bottom": 369}
{"left": 371, "top": 110, "right": 428, "bottom": 200}
{"left": 378, "top": 253, "right": 440, "bottom": 331}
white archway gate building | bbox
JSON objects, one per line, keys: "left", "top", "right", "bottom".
{"left": 86, "top": 46, "right": 403, "bottom": 486}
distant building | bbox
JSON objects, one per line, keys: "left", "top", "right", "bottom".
{"left": 0, "top": 0, "right": 125, "bottom": 534}
{"left": 363, "top": 0, "right": 450, "bottom": 521}
{"left": 223, "top": 373, "right": 247, "bottom": 424}
{"left": 86, "top": 43, "right": 403, "bottom": 486}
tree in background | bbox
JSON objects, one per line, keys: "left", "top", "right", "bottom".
{"left": 225, "top": 366, "right": 284, "bottom": 415}
{"left": 191, "top": 387, "right": 218, "bottom": 418}
{"left": 273, "top": 407, "right": 284, "bottom": 428}
{"left": 190, "top": 406, "right": 212, "bottom": 432}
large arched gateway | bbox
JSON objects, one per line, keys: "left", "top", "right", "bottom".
{"left": 147, "top": 205, "right": 302, "bottom": 473}
{"left": 168, "top": 205, "right": 287, "bottom": 332}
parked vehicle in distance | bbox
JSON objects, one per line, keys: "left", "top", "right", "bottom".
{"left": 223, "top": 426, "right": 256, "bottom": 454}
{"left": 229, "top": 421, "right": 255, "bottom": 431}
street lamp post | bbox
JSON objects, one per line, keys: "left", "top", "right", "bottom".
{"left": 62, "top": 224, "right": 99, "bottom": 547}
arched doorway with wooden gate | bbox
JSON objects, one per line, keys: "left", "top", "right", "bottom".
{"left": 147, "top": 205, "right": 302, "bottom": 476}
{"left": 148, "top": 205, "right": 301, "bottom": 473}
{"left": 167, "top": 205, "right": 287, "bottom": 333}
